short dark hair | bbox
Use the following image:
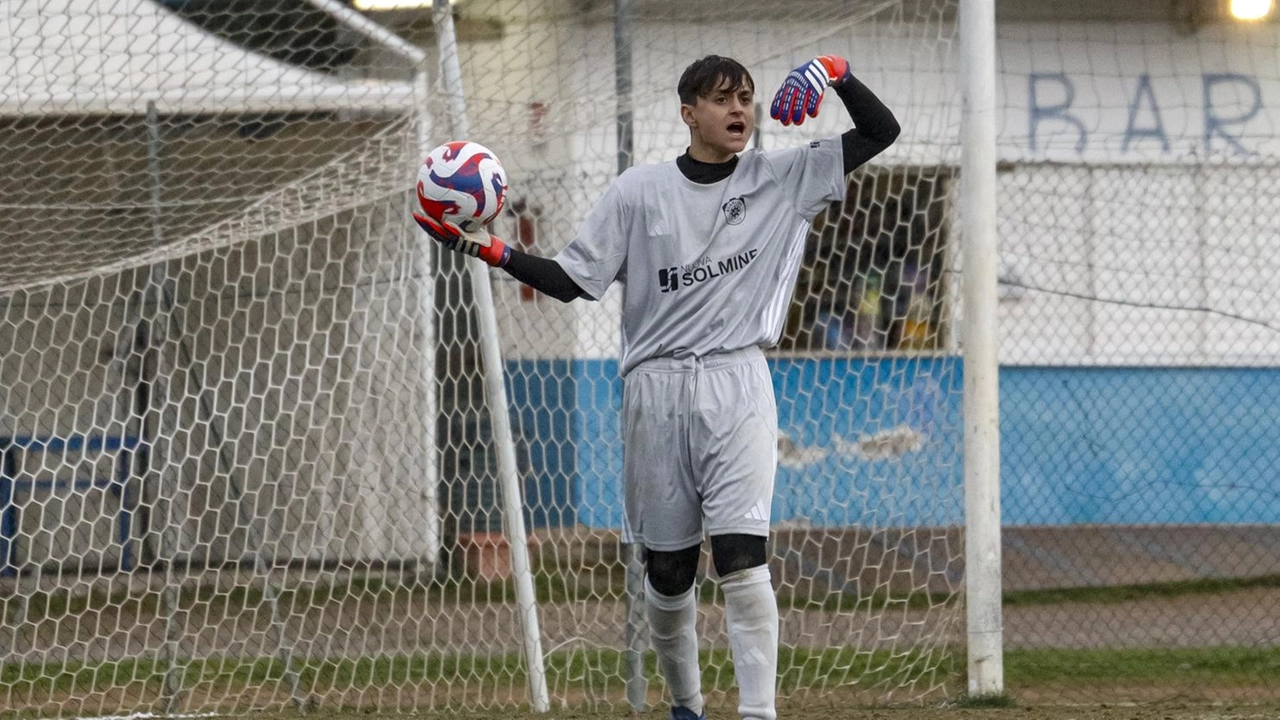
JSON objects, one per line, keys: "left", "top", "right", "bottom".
{"left": 678, "top": 55, "right": 754, "bottom": 106}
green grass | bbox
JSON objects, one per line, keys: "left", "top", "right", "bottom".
{"left": 1003, "top": 573, "right": 1280, "bottom": 607}
{"left": 0, "top": 569, "right": 615, "bottom": 623}
{"left": 1006, "top": 646, "right": 1280, "bottom": 686}
{"left": 0, "top": 646, "right": 950, "bottom": 707}
{"left": 7, "top": 566, "right": 1278, "bottom": 626}
{"left": 0, "top": 644, "right": 1275, "bottom": 712}
{"left": 3, "top": 571, "right": 947, "bottom": 624}
{"left": 2, "top": 563, "right": 1277, "bottom": 716}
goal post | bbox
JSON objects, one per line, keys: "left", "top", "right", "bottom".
{"left": 430, "top": 0, "right": 551, "bottom": 710}
{"left": 959, "top": 0, "right": 1005, "bottom": 699}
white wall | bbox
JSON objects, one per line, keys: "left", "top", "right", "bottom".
{"left": 997, "top": 23, "right": 1280, "bottom": 365}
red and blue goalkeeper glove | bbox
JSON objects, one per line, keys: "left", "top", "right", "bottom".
{"left": 413, "top": 210, "right": 511, "bottom": 268}
{"left": 770, "top": 55, "right": 850, "bottom": 127}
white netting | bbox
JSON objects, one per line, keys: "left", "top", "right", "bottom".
{"left": 0, "top": 0, "right": 968, "bottom": 715}
{"left": 992, "top": 16, "right": 1280, "bottom": 704}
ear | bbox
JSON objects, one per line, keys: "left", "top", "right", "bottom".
{"left": 680, "top": 103, "right": 696, "bottom": 128}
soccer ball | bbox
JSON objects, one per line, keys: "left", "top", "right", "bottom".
{"left": 416, "top": 140, "right": 508, "bottom": 234}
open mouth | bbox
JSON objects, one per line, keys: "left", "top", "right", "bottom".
{"left": 727, "top": 121, "right": 746, "bottom": 136}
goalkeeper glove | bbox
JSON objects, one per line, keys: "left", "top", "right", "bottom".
{"left": 413, "top": 210, "right": 512, "bottom": 268}
{"left": 770, "top": 55, "right": 851, "bottom": 127}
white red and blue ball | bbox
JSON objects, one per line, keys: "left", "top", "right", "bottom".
{"left": 416, "top": 141, "right": 508, "bottom": 234}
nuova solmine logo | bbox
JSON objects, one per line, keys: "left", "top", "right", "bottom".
{"left": 657, "top": 248, "right": 760, "bottom": 294}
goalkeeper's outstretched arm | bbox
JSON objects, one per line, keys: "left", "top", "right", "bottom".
{"left": 412, "top": 210, "right": 585, "bottom": 302}
{"left": 503, "top": 251, "right": 586, "bottom": 303}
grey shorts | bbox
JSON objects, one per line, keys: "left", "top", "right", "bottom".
{"left": 621, "top": 347, "right": 778, "bottom": 551}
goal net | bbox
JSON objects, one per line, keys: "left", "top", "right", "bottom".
{"left": 0, "top": 0, "right": 968, "bottom": 715}
{"left": 990, "top": 9, "right": 1280, "bottom": 703}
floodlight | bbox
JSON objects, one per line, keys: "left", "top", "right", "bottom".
{"left": 1229, "top": 0, "right": 1273, "bottom": 21}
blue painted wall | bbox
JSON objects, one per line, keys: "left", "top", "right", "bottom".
{"left": 1002, "top": 366, "right": 1280, "bottom": 525}
{"left": 769, "top": 357, "right": 964, "bottom": 528}
{"left": 507, "top": 359, "right": 623, "bottom": 529}
{"left": 507, "top": 360, "right": 1280, "bottom": 529}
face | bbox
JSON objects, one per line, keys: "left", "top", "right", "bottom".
{"left": 681, "top": 77, "right": 755, "bottom": 163}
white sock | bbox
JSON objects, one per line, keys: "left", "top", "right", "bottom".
{"left": 645, "top": 578, "right": 705, "bottom": 714}
{"left": 721, "top": 565, "right": 778, "bottom": 720}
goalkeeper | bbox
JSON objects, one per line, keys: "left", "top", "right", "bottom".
{"left": 416, "top": 54, "right": 899, "bottom": 720}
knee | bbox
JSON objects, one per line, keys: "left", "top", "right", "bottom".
{"left": 710, "top": 534, "right": 768, "bottom": 578}
{"left": 645, "top": 544, "right": 701, "bottom": 597}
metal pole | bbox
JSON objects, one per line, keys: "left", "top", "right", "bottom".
{"left": 412, "top": 65, "right": 444, "bottom": 586}
{"left": 614, "top": 0, "right": 648, "bottom": 711}
{"left": 433, "top": 0, "right": 550, "bottom": 711}
{"left": 146, "top": 102, "right": 184, "bottom": 715}
{"left": 959, "top": 0, "right": 1005, "bottom": 698}
{"left": 304, "top": 0, "right": 427, "bottom": 65}
{"left": 616, "top": 0, "right": 634, "bottom": 178}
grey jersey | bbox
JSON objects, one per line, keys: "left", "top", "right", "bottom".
{"left": 555, "top": 138, "right": 845, "bottom": 375}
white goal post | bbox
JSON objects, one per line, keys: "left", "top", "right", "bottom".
{"left": 958, "top": 0, "right": 1004, "bottom": 699}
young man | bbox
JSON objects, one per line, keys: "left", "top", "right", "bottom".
{"left": 416, "top": 54, "right": 899, "bottom": 720}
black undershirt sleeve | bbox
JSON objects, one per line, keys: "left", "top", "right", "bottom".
{"left": 502, "top": 248, "right": 586, "bottom": 303}
{"left": 833, "top": 73, "right": 901, "bottom": 174}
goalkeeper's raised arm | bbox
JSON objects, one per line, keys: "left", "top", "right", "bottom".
{"left": 771, "top": 55, "right": 901, "bottom": 174}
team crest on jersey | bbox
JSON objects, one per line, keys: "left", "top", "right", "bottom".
{"left": 722, "top": 196, "right": 746, "bottom": 225}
